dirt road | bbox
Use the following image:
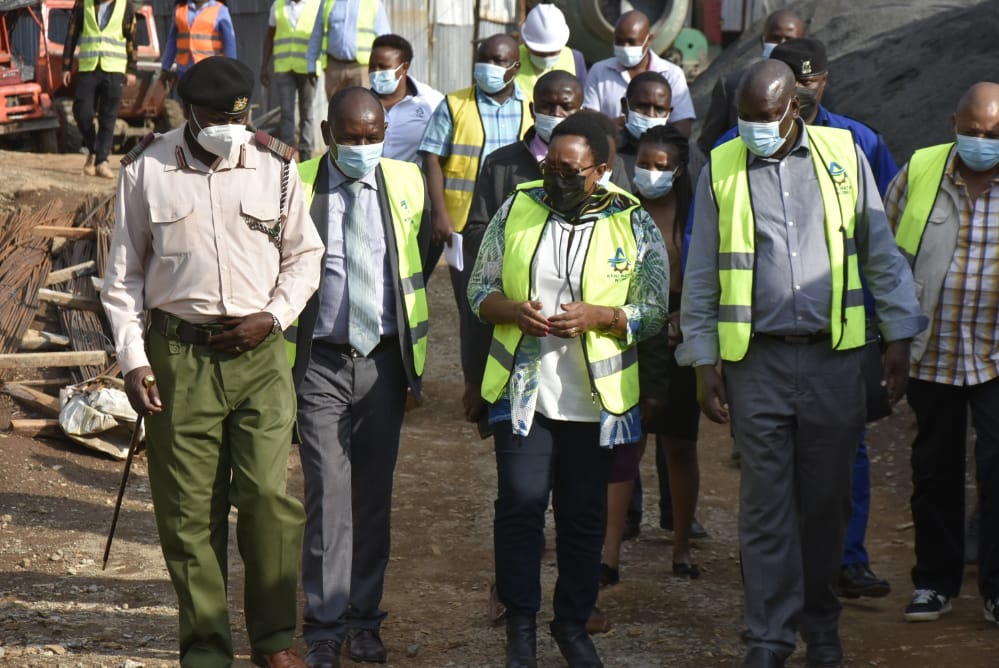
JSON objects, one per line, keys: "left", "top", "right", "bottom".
{"left": 0, "top": 152, "right": 993, "bottom": 667}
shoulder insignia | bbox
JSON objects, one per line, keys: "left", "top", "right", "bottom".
{"left": 120, "top": 133, "right": 157, "bottom": 166}
{"left": 254, "top": 130, "right": 295, "bottom": 163}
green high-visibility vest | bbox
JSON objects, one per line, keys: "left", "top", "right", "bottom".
{"left": 273, "top": 0, "right": 321, "bottom": 74}
{"left": 709, "top": 125, "right": 866, "bottom": 361}
{"left": 320, "top": 0, "right": 378, "bottom": 66}
{"left": 291, "top": 156, "right": 428, "bottom": 375}
{"left": 77, "top": 0, "right": 127, "bottom": 74}
{"left": 480, "top": 181, "right": 641, "bottom": 415}
{"left": 894, "top": 142, "right": 954, "bottom": 266}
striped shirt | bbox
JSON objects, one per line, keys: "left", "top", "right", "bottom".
{"left": 417, "top": 85, "right": 527, "bottom": 176}
{"left": 885, "top": 154, "right": 999, "bottom": 386}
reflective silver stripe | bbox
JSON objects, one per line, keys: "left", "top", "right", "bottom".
{"left": 190, "top": 49, "right": 224, "bottom": 57}
{"left": 410, "top": 319, "right": 429, "bottom": 342}
{"left": 444, "top": 177, "right": 476, "bottom": 193}
{"left": 718, "top": 304, "right": 753, "bottom": 323}
{"left": 590, "top": 346, "right": 637, "bottom": 380}
{"left": 489, "top": 337, "right": 515, "bottom": 369}
{"left": 273, "top": 37, "right": 311, "bottom": 47}
{"left": 845, "top": 236, "right": 857, "bottom": 255}
{"left": 188, "top": 32, "right": 220, "bottom": 40}
{"left": 79, "top": 36, "right": 125, "bottom": 46}
{"left": 400, "top": 272, "right": 424, "bottom": 296}
{"left": 79, "top": 50, "right": 128, "bottom": 59}
{"left": 845, "top": 287, "right": 865, "bottom": 308}
{"left": 718, "top": 252, "right": 754, "bottom": 270}
{"left": 450, "top": 143, "right": 480, "bottom": 157}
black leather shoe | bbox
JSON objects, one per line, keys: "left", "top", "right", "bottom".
{"left": 505, "top": 614, "right": 537, "bottom": 668}
{"left": 739, "top": 646, "right": 784, "bottom": 667}
{"left": 305, "top": 640, "right": 341, "bottom": 668}
{"left": 837, "top": 563, "right": 890, "bottom": 598}
{"left": 347, "top": 629, "right": 386, "bottom": 663}
{"left": 550, "top": 620, "right": 603, "bottom": 667}
{"left": 805, "top": 630, "right": 843, "bottom": 668}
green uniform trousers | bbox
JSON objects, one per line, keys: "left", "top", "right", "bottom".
{"left": 145, "top": 327, "right": 304, "bottom": 667}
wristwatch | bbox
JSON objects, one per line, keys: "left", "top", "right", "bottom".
{"left": 270, "top": 313, "right": 281, "bottom": 335}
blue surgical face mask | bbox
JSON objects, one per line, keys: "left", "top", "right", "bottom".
{"left": 474, "top": 62, "right": 513, "bottom": 94}
{"left": 597, "top": 168, "right": 612, "bottom": 188}
{"left": 332, "top": 142, "right": 383, "bottom": 178}
{"left": 529, "top": 53, "right": 560, "bottom": 72}
{"left": 737, "top": 99, "right": 794, "bottom": 157}
{"left": 370, "top": 65, "right": 403, "bottom": 96}
{"left": 613, "top": 39, "right": 647, "bottom": 68}
{"left": 633, "top": 166, "right": 675, "bottom": 199}
{"left": 762, "top": 41, "right": 778, "bottom": 58}
{"left": 956, "top": 134, "right": 999, "bottom": 172}
{"left": 533, "top": 113, "right": 563, "bottom": 143}
{"left": 626, "top": 108, "right": 669, "bottom": 139}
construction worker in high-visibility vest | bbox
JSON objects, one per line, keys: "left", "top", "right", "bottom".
{"left": 305, "top": 0, "right": 390, "bottom": 100}
{"left": 61, "top": 0, "right": 137, "bottom": 179}
{"left": 260, "top": 0, "right": 322, "bottom": 162}
{"left": 160, "top": 0, "right": 237, "bottom": 85}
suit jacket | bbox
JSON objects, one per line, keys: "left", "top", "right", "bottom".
{"left": 292, "top": 157, "right": 432, "bottom": 397}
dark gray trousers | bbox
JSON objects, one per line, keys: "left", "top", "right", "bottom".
{"left": 724, "top": 337, "right": 865, "bottom": 657}
{"left": 297, "top": 339, "right": 407, "bottom": 644}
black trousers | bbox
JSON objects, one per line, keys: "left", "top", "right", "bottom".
{"left": 908, "top": 376, "right": 999, "bottom": 600}
{"left": 73, "top": 70, "right": 124, "bottom": 164}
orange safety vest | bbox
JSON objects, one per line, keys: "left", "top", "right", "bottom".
{"left": 174, "top": 3, "right": 224, "bottom": 67}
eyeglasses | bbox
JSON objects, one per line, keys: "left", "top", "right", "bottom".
{"left": 539, "top": 160, "right": 599, "bottom": 179}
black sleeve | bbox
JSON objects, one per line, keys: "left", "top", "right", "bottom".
{"left": 638, "top": 331, "right": 671, "bottom": 403}
{"left": 63, "top": 1, "right": 86, "bottom": 67}
{"left": 123, "top": 1, "right": 137, "bottom": 75}
{"left": 697, "top": 74, "right": 732, "bottom": 155}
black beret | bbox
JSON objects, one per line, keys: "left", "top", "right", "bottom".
{"left": 178, "top": 56, "right": 254, "bottom": 115}
{"left": 770, "top": 38, "right": 828, "bottom": 79}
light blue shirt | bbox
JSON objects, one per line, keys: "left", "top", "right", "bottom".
{"left": 306, "top": 0, "right": 391, "bottom": 73}
{"left": 314, "top": 156, "right": 397, "bottom": 341}
{"left": 161, "top": 0, "right": 237, "bottom": 76}
{"left": 418, "top": 85, "right": 527, "bottom": 176}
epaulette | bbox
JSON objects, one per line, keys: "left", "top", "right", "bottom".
{"left": 254, "top": 130, "right": 295, "bottom": 162}
{"left": 120, "top": 133, "right": 157, "bottom": 166}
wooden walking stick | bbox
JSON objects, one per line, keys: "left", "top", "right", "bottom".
{"left": 102, "top": 374, "right": 155, "bottom": 570}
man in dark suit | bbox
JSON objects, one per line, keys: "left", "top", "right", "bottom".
{"left": 292, "top": 87, "right": 432, "bottom": 668}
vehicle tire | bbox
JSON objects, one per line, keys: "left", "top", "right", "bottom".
{"left": 155, "top": 99, "right": 185, "bottom": 132}
{"left": 36, "top": 128, "right": 59, "bottom": 153}
{"left": 55, "top": 97, "right": 83, "bottom": 153}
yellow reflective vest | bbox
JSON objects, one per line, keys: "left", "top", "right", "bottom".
{"left": 320, "top": 0, "right": 378, "bottom": 66}
{"left": 513, "top": 44, "right": 576, "bottom": 102}
{"left": 709, "top": 125, "right": 866, "bottom": 361}
{"left": 894, "top": 142, "right": 953, "bottom": 266}
{"left": 480, "top": 182, "right": 641, "bottom": 415}
{"left": 273, "top": 0, "right": 321, "bottom": 74}
{"left": 442, "top": 86, "right": 531, "bottom": 232}
{"left": 77, "top": 0, "right": 127, "bottom": 73}
{"left": 291, "top": 156, "right": 428, "bottom": 375}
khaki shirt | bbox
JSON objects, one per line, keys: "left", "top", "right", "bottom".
{"left": 103, "top": 127, "right": 324, "bottom": 374}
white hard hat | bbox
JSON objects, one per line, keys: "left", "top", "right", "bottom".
{"left": 521, "top": 3, "right": 570, "bottom": 53}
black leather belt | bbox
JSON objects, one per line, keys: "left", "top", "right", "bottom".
{"left": 755, "top": 332, "right": 831, "bottom": 345}
{"left": 149, "top": 308, "right": 227, "bottom": 345}
{"left": 317, "top": 336, "right": 395, "bottom": 358}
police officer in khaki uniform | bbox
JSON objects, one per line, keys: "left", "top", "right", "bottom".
{"left": 102, "top": 56, "right": 325, "bottom": 668}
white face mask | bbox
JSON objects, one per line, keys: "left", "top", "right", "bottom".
{"left": 761, "top": 41, "right": 779, "bottom": 58}
{"left": 529, "top": 53, "right": 561, "bottom": 72}
{"left": 597, "top": 168, "right": 612, "bottom": 187}
{"left": 614, "top": 38, "right": 648, "bottom": 68}
{"left": 533, "top": 112, "right": 563, "bottom": 143}
{"left": 190, "top": 109, "right": 245, "bottom": 164}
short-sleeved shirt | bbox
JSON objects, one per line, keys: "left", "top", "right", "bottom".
{"left": 268, "top": 0, "right": 310, "bottom": 28}
{"left": 382, "top": 77, "right": 444, "bottom": 164}
{"left": 418, "top": 85, "right": 527, "bottom": 176}
{"left": 583, "top": 51, "right": 695, "bottom": 123}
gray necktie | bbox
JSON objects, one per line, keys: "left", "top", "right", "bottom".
{"left": 344, "top": 180, "right": 381, "bottom": 356}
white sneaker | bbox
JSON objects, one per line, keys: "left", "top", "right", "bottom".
{"left": 904, "top": 588, "right": 952, "bottom": 622}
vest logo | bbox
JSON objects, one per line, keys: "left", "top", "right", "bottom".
{"left": 828, "top": 161, "right": 852, "bottom": 196}
{"left": 609, "top": 247, "right": 630, "bottom": 273}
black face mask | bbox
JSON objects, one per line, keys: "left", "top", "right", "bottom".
{"left": 795, "top": 86, "right": 819, "bottom": 120}
{"left": 543, "top": 172, "right": 591, "bottom": 213}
